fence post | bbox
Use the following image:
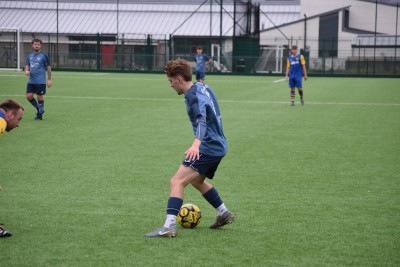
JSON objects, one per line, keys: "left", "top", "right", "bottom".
{"left": 96, "top": 33, "right": 101, "bottom": 70}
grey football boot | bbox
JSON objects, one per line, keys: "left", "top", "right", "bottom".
{"left": 209, "top": 211, "right": 235, "bottom": 229}
{"left": 145, "top": 224, "right": 177, "bottom": 238}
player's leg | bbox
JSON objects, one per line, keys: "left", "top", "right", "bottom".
{"left": 288, "top": 78, "right": 296, "bottom": 106}
{"left": 196, "top": 71, "right": 205, "bottom": 83}
{"left": 145, "top": 165, "right": 201, "bottom": 238}
{"left": 289, "top": 87, "right": 296, "bottom": 106}
{"left": 26, "top": 84, "right": 40, "bottom": 116}
{"left": 35, "top": 85, "right": 46, "bottom": 120}
{"left": 191, "top": 177, "right": 234, "bottom": 229}
{"left": 0, "top": 224, "right": 12, "bottom": 238}
{"left": 298, "top": 87, "right": 304, "bottom": 106}
{"left": 295, "top": 77, "right": 304, "bottom": 106}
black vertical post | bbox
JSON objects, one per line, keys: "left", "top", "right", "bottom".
{"left": 96, "top": 33, "right": 101, "bottom": 70}
{"left": 56, "top": 0, "right": 59, "bottom": 68}
{"left": 395, "top": 3, "right": 399, "bottom": 74}
{"left": 169, "top": 34, "right": 173, "bottom": 60}
{"left": 304, "top": 14, "right": 307, "bottom": 53}
{"left": 373, "top": 0, "right": 378, "bottom": 75}
{"left": 210, "top": 0, "right": 212, "bottom": 37}
{"left": 233, "top": 0, "right": 236, "bottom": 38}
{"left": 220, "top": 0, "right": 223, "bottom": 48}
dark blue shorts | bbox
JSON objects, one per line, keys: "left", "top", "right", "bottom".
{"left": 288, "top": 76, "right": 302, "bottom": 89}
{"left": 196, "top": 71, "right": 205, "bottom": 81}
{"left": 27, "top": 84, "right": 46, "bottom": 95}
{"left": 182, "top": 154, "right": 224, "bottom": 179}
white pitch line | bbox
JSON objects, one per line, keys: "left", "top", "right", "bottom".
{"left": 273, "top": 78, "right": 286, "bottom": 83}
{"left": 0, "top": 94, "right": 399, "bottom": 106}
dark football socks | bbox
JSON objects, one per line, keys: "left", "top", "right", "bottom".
{"left": 38, "top": 100, "right": 44, "bottom": 113}
{"left": 29, "top": 98, "right": 39, "bottom": 111}
{"left": 164, "top": 197, "right": 183, "bottom": 228}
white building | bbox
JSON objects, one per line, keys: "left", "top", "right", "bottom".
{"left": 260, "top": 0, "right": 400, "bottom": 73}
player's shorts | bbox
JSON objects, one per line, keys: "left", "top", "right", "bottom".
{"left": 182, "top": 154, "right": 224, "bottom": 179}
{"left": 27, "top": 84, "right": 46, "bottom": 95}
{"left": 196, "top": 71, "right": 205, "bottom": 81}
{"left": 288, "top": 76, "right": 302, "bottom": 88}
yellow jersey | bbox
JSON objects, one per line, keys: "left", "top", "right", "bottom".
{"left": 0, "top": 112, "right": 7, "bottom": 136}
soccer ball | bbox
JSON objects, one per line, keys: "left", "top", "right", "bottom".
{"left": 177, "top": 203, "right": 202, "bottom": 228}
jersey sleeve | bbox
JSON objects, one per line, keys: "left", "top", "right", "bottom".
{"left": 300, "top": 55, "right": 306, "bottom": 65}
{"left": 26, "top": 54, "right": 30, "bottom": 66}
{"left": 187, "top": 91, "right": 207, "bottom": 141}
{"left": 0, "top": 117, "right": 7, "bottom": 136}
{"left": 44, "top": 53, "right": 51, "bottom": 67}
{"left": 204, "top": 54, "right": 209, "bottom": 61}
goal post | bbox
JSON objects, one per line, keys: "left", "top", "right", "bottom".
{"left": 0, "top": 28, "right": 22, "bottom": 71}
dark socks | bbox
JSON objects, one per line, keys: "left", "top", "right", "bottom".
{"left": 38, "top": 100, "right": 44, "bottom": 113}
{"left": 299, "top": 90, "right": 304, "bottom": 98}
{"left": 166, "top": 197, "right": 183, "bottom": 216}
{"left": 29, "top": 98, "right": 39, "bottom": 111}
{"left": 202, "top": 187, "right": 223, "bottom": 209}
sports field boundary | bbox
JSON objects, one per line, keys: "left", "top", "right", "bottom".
{"left": 1, "top": 94, "right": 399, "bottom": 106}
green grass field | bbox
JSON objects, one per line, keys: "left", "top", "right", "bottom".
{"left": 0, "top": 71, "right": 399, "bottom": 266}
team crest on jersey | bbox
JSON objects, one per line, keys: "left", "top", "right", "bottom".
{"left": 37, "top": 57, "right": 41, "bottom": 61}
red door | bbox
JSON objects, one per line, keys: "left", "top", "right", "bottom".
{"left": 101, "top": 45, "right": 114, "bottom": 67}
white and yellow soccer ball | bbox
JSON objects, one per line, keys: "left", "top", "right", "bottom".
{"left": 177, "top": 203, "right": 202, "bottom": 228}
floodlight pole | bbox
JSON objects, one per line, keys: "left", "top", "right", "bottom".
{"left": 395, "top": 3, "right": 399, "bottom": 74}
{"left": 304, "top": 14, "right": 307, "bottom": 52}
{"left": 210, "top": 0, "right": 212, "bottom": 37}
{"left": 17, "top": 28, "right": 21, "bottom": 70}
{"left": 56, "top": 0, "right": 59, "bottom": 68}
{"left": 220, "top": 0, "right": 223, "bottom": 48}
{"left": 373, "top": 0, "right": 377, "bottom": 75}
{"left": 117, "top": 0, "right": 119, "bottom": 44}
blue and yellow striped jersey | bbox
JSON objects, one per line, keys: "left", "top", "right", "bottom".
{"left": 0, "top": 112, "right": 7, "bottom": 136}
{"left": 287, "top": 54, "right": 306, "bottom": 78}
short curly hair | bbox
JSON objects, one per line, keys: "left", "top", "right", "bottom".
{"left": 164, "top": 59, "right": 192, "bottom": 82}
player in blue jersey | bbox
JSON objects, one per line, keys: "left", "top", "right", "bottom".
{"left": 285, "top": 45, "right": 307, "bottom": 106}
{"left": 0, "top": 99, "right": 25, "bottom": 238}
{"left": 194, "top": 46, "right": 212, "bottom": 83}
{"left": 145, "top": 59, "right": 234, "bottom": 238}
{"left": 25, "top": 39, "right": 52, "bottom": 120}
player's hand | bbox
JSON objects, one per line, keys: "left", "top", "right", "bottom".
{"left": 47, "top": 79, "right": 52, "bottom": 88}
{"left": 285, "top": 76, "right": 288, "bottom": 81}
{"left": 304, "top": 76, "right": 308, "bottom": 81}
{"left": 25, "top": 70, "right": 30, "bottom": 76}
{"left": 184, "top": 139, "right": 201, "bottom": 161}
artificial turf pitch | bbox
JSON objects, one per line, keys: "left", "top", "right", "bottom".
{"left": 0, "top": 71, "right": 399, "bottom": 266}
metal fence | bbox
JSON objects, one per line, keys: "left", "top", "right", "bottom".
{"left": 1, "top": 30, "right": 399, "bottom": 76}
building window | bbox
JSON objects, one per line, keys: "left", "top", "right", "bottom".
{"left": 319, "top": 12, "right": 339, "bottom": 57}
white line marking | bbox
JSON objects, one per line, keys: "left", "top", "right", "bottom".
{"left": 0, "top": 94, "right": 399, "bottom": 106}
{"left": 273, "top": 78, "right": 286, "bottom": 83}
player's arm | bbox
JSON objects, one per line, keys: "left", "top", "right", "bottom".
{"left": 47, "top": 65, "right": 52, "bottom": 87}
{"left": 300, "top": 55, "right": 307, "bottom": 80}
{"left": 285, "top": 59, "right": 290, "bottom": 80}
{"left": 185, "top": 95, "right": 207, "bottom": 161}
{"left": 25, "top": 57, "right": 30, "bottom": 76}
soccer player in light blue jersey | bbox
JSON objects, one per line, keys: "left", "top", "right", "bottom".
{"left": 194, "top": 46, "right": 212, "bottom": 83}
{"left": 145, "top": 59, "right": 234, "bottom": 238}
{"left": 285, "top": 45, "right": 307, "bottom": 106}
{"left": 0, "top": 99, "right": 24, "bottom": 238}
{"left": 25, "top": 39, "right": 52, "bottom": 120}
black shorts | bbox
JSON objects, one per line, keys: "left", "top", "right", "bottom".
{"left": 182, "top": 154, "right": 224, "bottom": 179}
{"left": 195, "top": 71, "right": 205, "bottom": 81}
{"left": 27, "top": 84, "right": 46, "bottom": 95}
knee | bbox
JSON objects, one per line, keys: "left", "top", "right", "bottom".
{"left": 26, "top": 94, "right": 33, "bottom": 101}
{"left": 169, "top": 176, "right": 184, "bottom": 189}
